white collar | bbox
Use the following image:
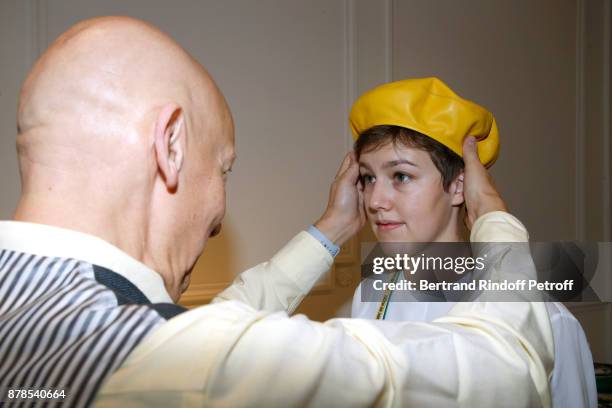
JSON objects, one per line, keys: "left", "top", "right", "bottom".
{"left": 0, "top": 221, "right": 173, "bottom": 304}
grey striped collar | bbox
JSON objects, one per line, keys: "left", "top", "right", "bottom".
{"left": 0, "top": 221, "right": 173, "bottom": 304}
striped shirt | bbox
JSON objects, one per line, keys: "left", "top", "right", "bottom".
{"left": 0, "top": 221, "right": 186, "bottom": 407}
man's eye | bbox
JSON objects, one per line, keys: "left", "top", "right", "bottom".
{"left": 223, "top": 168, "right": 232, "bottom": 180}
{"left": 394, "top": 173, "right": 411, "bottom": 183}
{"left": 360, "top": 174, "right": 375, "bottom": 184}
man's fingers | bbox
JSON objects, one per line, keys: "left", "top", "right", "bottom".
{"left": 461, "top": 135, "right": 508, "bottom": 225}
{"left": 358, "top": 188, "right": 365, "bottom": 217}
{"left": 338, "top": 153, "right": 361, "bottom": 185}
{"left": 335, "top": 152, "right": 353, "bottom": 179}
{"left": 462, "top": 136, "right": 490, "bottom": 187}
{"left": 462, "top": 136, "right": 481, "bottom": 172}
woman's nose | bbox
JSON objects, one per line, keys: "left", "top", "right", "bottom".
{"left": 367, "top": 181, "right": 392, "bottom": 212}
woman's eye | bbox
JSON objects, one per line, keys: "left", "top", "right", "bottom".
{"left": 394, "top": 173, "right": 411, "bottom": 183}
{"left": 360, "top": 174, "right": 375, "bottom": 184}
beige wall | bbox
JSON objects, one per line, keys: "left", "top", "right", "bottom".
{"left": 0, "top": 0, "right": 610, "bottom": 361}
{"left": 393, "top": 0, "right": 577, "bottom": 241}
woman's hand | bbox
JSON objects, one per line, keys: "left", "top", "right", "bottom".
{"left": 462, "top": 136, "right": 508, "bottom": 229}
{"left": 314, "top": 151, "right": 365, "bottom": 246}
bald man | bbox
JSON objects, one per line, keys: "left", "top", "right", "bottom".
{"left": 0, "top": 16, "right": 554, "bottom": 408}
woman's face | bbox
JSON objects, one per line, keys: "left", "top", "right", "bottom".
{"left": 358, "top": 142, "right": 463, "bottom": 243}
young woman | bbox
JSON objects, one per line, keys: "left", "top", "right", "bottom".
{"left": 349, "top": 78, "right": 597, "bottom": 408}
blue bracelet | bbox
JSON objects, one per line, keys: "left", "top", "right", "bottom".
{"left": 307, "top": 225, "right": 340, "bottom": 258}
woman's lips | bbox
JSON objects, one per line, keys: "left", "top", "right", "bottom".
{"left": 376, "top": 222, "right": 404, "bottom": 231}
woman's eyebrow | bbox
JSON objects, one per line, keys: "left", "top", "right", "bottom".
{"left": 358, "top": 162, "right": 372, "bottom": 171}
{"left": 383, "top": 159, "right": 418, "bottom": 168}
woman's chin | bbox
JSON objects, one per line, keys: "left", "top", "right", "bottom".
{"left": 375, "top": 229, "right": 412, "bottom": 243}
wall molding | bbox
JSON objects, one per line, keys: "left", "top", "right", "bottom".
{"left": 384, "top": 0, "right": 393, "bottom": 81}
{"left": 344, "top": 0, "right": 356, "bottom": 151}
{"left": 604, "top": 0, "right": 611, "bottom": 241}
{"left": 576, "top": 0, "right": 586, "bottom": 241}
{"left": 577, "top": 0, "right": 612, "bottom": 241}
{"left": 572, "top": 0, "right": 612, "bottom": 363}
{"left": 24, "top": 0, "right": 47, "bottom": 69}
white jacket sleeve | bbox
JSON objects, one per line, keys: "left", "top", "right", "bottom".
{"left": 95, "top": 212, "right": 554, "bottom": 408}
{"left": 211, "top": 231, "right": 333, "bottom": 314}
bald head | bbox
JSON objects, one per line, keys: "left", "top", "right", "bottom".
{"left": 19, "top": 16, "right": 228, "bottom": 147}
{"left": 15, "top": 17, "right": 236, "bottom": 301}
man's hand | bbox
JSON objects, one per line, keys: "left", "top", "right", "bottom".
{"left": 462, "top": 136, "right": 508, "bottom": 229}
{"left": 314, "top": 152, "right": 365, "bottom": 246}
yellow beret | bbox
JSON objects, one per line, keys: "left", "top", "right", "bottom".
{"left": 349, "top": 77, "right": 499, "bottom": 167}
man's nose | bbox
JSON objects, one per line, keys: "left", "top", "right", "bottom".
{"left": 367, "top": 181, "right": 392, "bottom": 212}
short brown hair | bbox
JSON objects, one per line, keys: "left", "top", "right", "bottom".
{"left": 354, "top": 125, "right": 464, "bottom": 191}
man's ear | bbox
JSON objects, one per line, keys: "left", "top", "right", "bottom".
{"left": 154, "top": 104, "right": 184, "bottom": 191}
{"left": 450, "top": 171, "right": 465, "bottom": 206}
